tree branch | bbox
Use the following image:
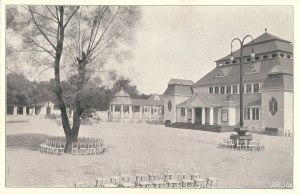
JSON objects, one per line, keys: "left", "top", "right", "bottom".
{"left": 63, "top": 6, "right": 80, "bottom": 28}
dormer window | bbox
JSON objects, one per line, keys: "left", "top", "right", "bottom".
{"left": 287, "top": 54, "right": 291, "bottom": 59}
{"left": 216, "top": 70, "right": 225, "bottom": 77}
{"left": 246, "top": 58, "right": 252, "bottom": 62}
{"left": 263, "top": 55, "right": 268, "bottom": 59}
{"left": 225, "top": 61, "right": 229, "bottom": 65}
{"left": 154, "top": 95, "right": 160, "bottom": 100}
{"left": 280, "top": 53, "right": 285, "bottom": 58}
{"left": 255, "top": 56, "right": 260, "bottom": 61}
{"left": 271, "top": 53, "right": 277, "bottom": 58}
{"left": 232, "top": 60, "right": 237, "bottom": 64}
{"left": 245, "top": 65, "right": 258, "bottom": 74}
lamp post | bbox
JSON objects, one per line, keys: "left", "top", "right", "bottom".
{"left": 230, "top": 35, "right": 255, "bottom": 133}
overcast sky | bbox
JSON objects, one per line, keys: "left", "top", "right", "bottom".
{"left": 117, "top": 6, "right": 293, "bottom": 94}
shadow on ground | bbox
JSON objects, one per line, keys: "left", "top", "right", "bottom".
{"left": 6, "top": 133, "right": 52, "bottom": 151}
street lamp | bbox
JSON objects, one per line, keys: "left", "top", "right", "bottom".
{"left": 230, "top": 35, "right": 255, "bottom": 133}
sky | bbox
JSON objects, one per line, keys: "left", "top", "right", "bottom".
{"left": 5, "top": 5, "right": 294, "bottom": 95}
{"left": 116, "top": 6, "right": 293, "bottom": 94}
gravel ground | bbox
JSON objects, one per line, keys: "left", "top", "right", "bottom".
{"left": 5, "top": 116, "right": 293, "bottom": 188}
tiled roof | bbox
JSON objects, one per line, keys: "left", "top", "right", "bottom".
{"left": 177, "top": 93, "right": 262, "bottom": 108}
{"left": 261, "top": 74, "right": 293, "bottom": 90}
{"left": 168, "top": 79, "right": 194, "bottom": 86}
{"left": 163, "top": 84, "right": 193, "bottom": 96}
{"left": 114, "top": 88, "right": 130, "bottom": 97}
{"left": 131, "top": 99, "right": 164, "bottom": 106}
{"left": 110, "top": 97, "right": 132, "bottom": 105}
{"left": 216, "top": 32, "right": 292, "bottom": 62}
{"left": 193, "top": 57, "right": 293, "bottom": 87}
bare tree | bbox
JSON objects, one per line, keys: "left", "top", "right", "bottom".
{"left": 11, "top": 5, "right": 141, "bottom": 152}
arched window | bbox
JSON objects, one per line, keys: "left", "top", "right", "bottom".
{"left": 255, "top": 56, "right": 260, "bottom": 61}
{"left": 271, "top": 53, "right": 277, "bottom": 58}
{"left": 168, "top": 100, "right": 172, "bottom": 112}
{"left": 280, "top": 53, "right": 285, "bottom": 58}
{"left": 246, "top": 58, "right": 252, "bottom": 62}
{"left": 263, "top": 55, "right": 268, "bottom": 59}
{"left": 269, "top": 97, "right": 278, "bottom": 116}
{"left": 287, "top": 54, "right": 291, "bottom": 59}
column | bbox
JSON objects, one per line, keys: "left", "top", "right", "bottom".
{"left": 217, "top": 109, "right": 221, "bottom": 125}
{"left": 13, "top": 106, "right": 17, "bottom": 115}
{"left": 120, "top": 105, "right": 124, "bottom": 118}
{"left": 202, "top": 108, "right": 205, "bottom": 125}
{"left": 112, "top": 105, "right": 115, "bottom": 113}
{"left": 209, "top": 107, "right": 214, "bottom": 125}
{"left": 149, "top": 106, "right": 152, "bottom": 119}
{"left": 129, "top": 105, "right": 132, "bottom": 118}
{"left": 139, "top": 106, "right": 143, "bottom": 118}
{"left": 191, "top": 108, "right": 195, "bottom": 123}
{"left": 32, "top": 107, "right": 36, "bottom": 115}
{"left": 185, "top": 108, "right": 188, "bottom": 123}
{"left": 23, "top": 106, "right": 26, "bottom": 115}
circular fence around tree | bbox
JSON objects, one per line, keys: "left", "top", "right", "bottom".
{"left": 39, "top": 137, "right": 108, "bottom": 155}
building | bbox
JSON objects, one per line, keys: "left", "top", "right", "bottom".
{"left": 109, "top": 88, "right": 164, "bottom": 123}
{"left": 164, "top": 31, "right": 293, "bottom": 135}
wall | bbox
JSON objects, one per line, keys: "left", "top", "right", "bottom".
{"left": 261, "top": 90, "right": 284, "bottom": 130}
{"left": 235, "top": 107, "right": 262, "bottom": 130}
{"left": 176, "top": 107, "right": 186, "bottom": 122}
{"left": 164, "top": 95, "right": 191, "bottom": 123}
{"left": 284, "top": 91, "right": 293, "bottom": 133}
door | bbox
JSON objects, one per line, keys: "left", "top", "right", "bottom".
{"left": 195, "top": 108, "right": 202, "bottom": 124}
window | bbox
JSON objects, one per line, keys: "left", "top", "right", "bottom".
{"left": 263, "top": 55, "right": 268, "bottom": 59}
{"left": 221, "top": 110, "right": 228, "bottom": 122}
{"left": 252, "top": 108, "right": 259, "bottom": 120}
{"left": 214, "top": 86, "right": 219, "bottom": 94}
{"left": 253, "top": 83, "right": 259, "bottom": 93}
{"left": 244, "top": 108, "right": 250, "bottom": 120}
{"left": 232, "top": 85, "right": 238, "bottom": 94}
{"left": 217, "top": 70, "right": 225, "bottom": 77}
{"left": 245, "top": 65, "right": 257, "bottom": 74}
{"left": 123, "top": 105, "right": 129, "bottom": 113}
{"left": 168, "top": 100, "right": 172, "bottom": 112}
{"left": 220, "top": 86, "right": 225, "bottom": 94}
{"left": 181, "top": 108, "right": 185, "bottom": 117}
{"left": 209, "top": 87, "right": 213, "bottom": 93}
{"left": 287, "top": 54, "right": 291, "bottom": 59}
{"left": 226, "top": 86, "right": 231, "bottom": 94}
{"left": 271, "top": 53, "right": 277, "bottom": 58}
{"left": 246, "top": 84, "right": 252, "bottom": 93}
{"left": 232, "top": 60, "right": 237, "bottom": 64}
{"left": 255, "top": 56, "right": 260, "bottom": 61}
{"left": 280, "top": 53, "right": 285, "bottom": 58}
{"left": 246, "top": 58, "right": 252, "bottom": 62}
{"left": 225, "top": 61, "right": 230, "bottom": 65}
{"left": 269, "top": 97, "right": 278, "bottom": 116}
{"left": 115, "top": 105, "right": 121, "bottom": 112}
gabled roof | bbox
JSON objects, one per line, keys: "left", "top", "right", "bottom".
{"left": 193, "top": 57, "right": 293, "bottom": 87}
{"left": 147, "top": 94, "right": 163, "bottom": 101}
{"left": 163, "top": 84, "right": 193, "bottom": 96}
{"left": 168, "top": 79, "right": 194, "bottom": 86}
{"left": 216, "top": 32, "right": 292, "bottom": 62}
{"left": 114, "top": 88, "right": 130, "bottom": 97}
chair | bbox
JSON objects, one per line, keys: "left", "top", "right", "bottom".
{"left": 190, "top": 166, "right": 206, "bottom": 188}
{"left": 163, "top": 164, "right": 180, "bottom": 188}
{"left": 79, "top": 142, "right": 88, "bottom": 155}
{"left": 73, "top": 170, "right": 89, "bottom": 187}
{"left": 87, "top": 141, "right": 96, "bottom": 155}
{"left": 150, "top": 168, "right": 166, "bottom": 188}
{"left": 135, "top": 164, "right": 152, "bottom": 188}
{"left": 236, "top": 139, "right": 241, "bottom": 150}
{"left": 205, "top": 167, "right": 219, "bottom": 188}
{"left": 177, "top": 168, "right": 194, "bottom": 188}
{"left": 71, "top": 142, "right": 79, "bottom": 155}
{"left": 120, "top": 165, "right": 134, "bottom": 187}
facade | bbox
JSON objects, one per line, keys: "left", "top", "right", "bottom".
{"left": 7, "top": 101, "right": 64, "bottom": 116}
{"left": 164, "top": 31, "right": 293, "bottom": 135}
{"left": 109, "top": 88, "right": 164, "bottom": 123}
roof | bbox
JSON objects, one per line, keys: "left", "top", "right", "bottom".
{"left": 110, "top": 97, "right": 132, "bottom": 105}
{"left": 163, "top": 84, "right": 193, "bottom": 96}
{"left": 261, "top": 74, "right": 293, "bottom": 90}
{"left": 193, "top": 57, "right": 293, "bottom": 87}
{"left": 216, "top": 32, "right": 292, "bottom": 62}
{"left": 114, "top": 88, "right": 130, "bottom": 97}
{"left": 131, "top": 99, "right": 164, "bottom": 106}
{"left": 177, "top": 93, "right": 262, "bottom": 108}
{"left": 168, "top": 79, "right": 194, "bottom": 86}
{"left": 147, "top": 94, "right": 163, "bottom": 101}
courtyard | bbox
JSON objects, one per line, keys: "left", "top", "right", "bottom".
{"left": 5, "top": 116, "right": 293, "bottom": 188}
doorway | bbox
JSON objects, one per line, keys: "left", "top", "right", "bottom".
{"left": 195, "top": 108, "right": 202, "bottom": 124}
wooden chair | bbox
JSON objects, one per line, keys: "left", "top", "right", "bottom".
{"left": 163, "top": 164, "right": 180, "bottom": 188}
{"left": 190, "top": 166, "right": 206, "bottom": 188}
{"left": 177, "top": 168, "right": 194, "bottom": 188}
{"left": 73, "top": 170, "right": 89, "bottom": 187}
{"left": 135, "top": 164, "right": 152, "bottom": 188}
{"left": 71, "top": 142, "right": 79, "bottom": 155}
{"left": 150, "top": 168, "right": 166, "bottom": 188}
{"left": 79, "top": 141, "right": 88, "bottom": 155}
{"left": 205, "top": 167, "right": 219, "bottom": 188}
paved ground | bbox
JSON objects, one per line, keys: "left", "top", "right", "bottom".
{"left": 5, "top": 116, "right": 293, "bottom": 188}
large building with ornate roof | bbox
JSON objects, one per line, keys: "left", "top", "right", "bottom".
{"left": 163, "top": 31, "right": 293, "bottom": 135}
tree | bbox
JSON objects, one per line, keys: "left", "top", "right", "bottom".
{"left": 9, "top": 5, "right": 141, "bottom": 153}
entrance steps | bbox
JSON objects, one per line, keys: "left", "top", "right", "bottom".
{"left": 167, "top": 122, "right": 235, "bottom": 133}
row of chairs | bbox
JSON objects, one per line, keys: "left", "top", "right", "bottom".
{"left": 71, "top": 140, "right": 108, "bottom": 155}
{"left": 39, "top": 139, "right": 65, "bottom": 155}
{"left": 74, "top": 164, "right": 219, "bottom": 188}
{"left": 218, "top": 138, "right": 264, "bottom": 151}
